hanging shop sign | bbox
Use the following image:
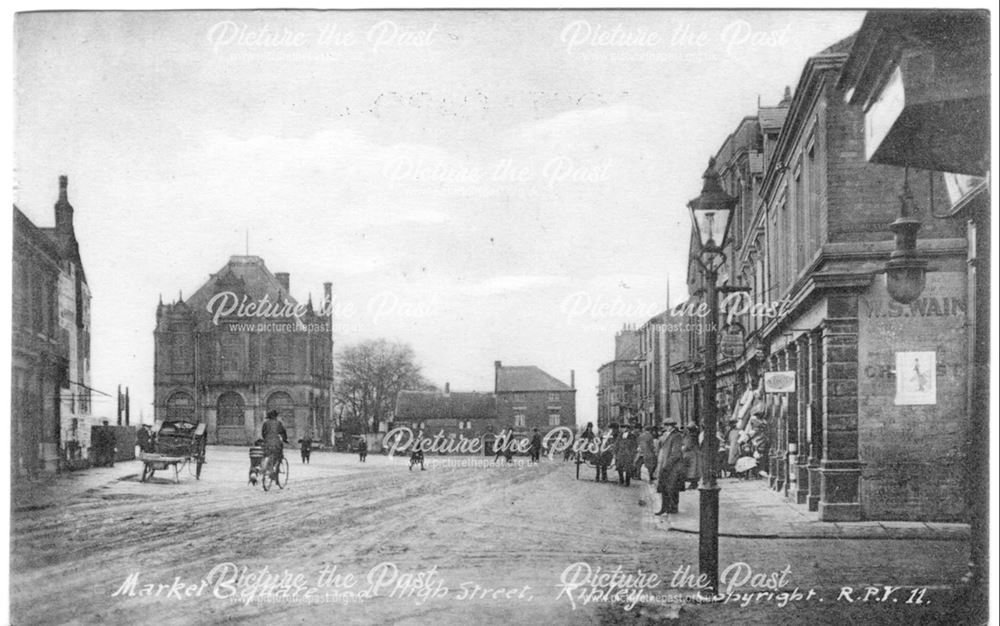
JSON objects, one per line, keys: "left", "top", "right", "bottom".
{"left": 719, "top": 323, "right": 745, "bottom": 359}
{"left": 764, "top": 371, "right": 796, "bottom": 394}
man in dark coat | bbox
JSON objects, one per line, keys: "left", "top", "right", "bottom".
{"left": 298, "top": 432, "right": 313, "bottom": 464}
{"left": 261, "top": 410, "right": 288, "bottom": 464}
{"left": 655, "top": 420, "right": 685, "bottom": 515}
{"left": 529, "top": 428, "right": 542, "bottom": 463}
{"left": 357, "top": 436, "right": 368, "bottom": 462}
{"left": 136, "top": 423, "right": 155, "bottom": 454}
{"left": 615, "top": 423, "right": 638, "bottom": 486}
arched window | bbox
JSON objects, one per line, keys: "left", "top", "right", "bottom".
{"left": 266, "top": 391, "right": 294, "bottom": 423}
{"left": 217, "top": 392, "right": 245, "bottom": 426}
{"left": 166, "top": 391, "right": 195, "bottom": 422}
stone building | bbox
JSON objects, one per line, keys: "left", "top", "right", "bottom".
{"left": 494, "top": 361, "right": 576, "bottom": 434}
{"left": 395, "top": 384, "right": 498, "bottom": 453}
{"left": 596, "top": 326, "right": 640, "bottom": 429}
{"left": 681, "top": 35, "right": 968, "bottom": 522}
{"left": 12, "top": 176, "right": 94, "bottom": 475}
{"left": 637, "top": 308, "right": 687, "bottom": 428}
{"left": 154, "top": 255, "right": 334, "bottom": 445}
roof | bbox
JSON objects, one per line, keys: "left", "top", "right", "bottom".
{"left": 185, "top": 255, "right": 297, "bottom": 313}
{"left": 396, "top": 391, "right": 496, "bottom": 420}
{"left": 496, "top": 365, "right": 572, "bottom": 392}
{"left": 757, "top": 106, "right": 788, "bottom": 132}
{"left": 819, "top": 32, "right": 856, "bottom": 56}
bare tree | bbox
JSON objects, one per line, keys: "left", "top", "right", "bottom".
{"left": 334, "top": 339, "right": 435, "bottom": 433}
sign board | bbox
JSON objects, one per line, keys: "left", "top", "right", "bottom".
{"left": 719, "top": 323, "right": 745, "bottom": 359}
{"left": 894, "top": 351, "right": 936, "bottom": 405}
{"left": 764, "top": 371, "right": 796, "bottom": 393}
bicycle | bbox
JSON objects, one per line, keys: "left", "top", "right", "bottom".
{"left": 259, "top": 450, "right": 289, "bottom": 491}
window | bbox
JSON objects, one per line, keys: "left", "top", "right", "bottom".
{"left": 217, "top": 392, "right": 245, "bottom": 426}
{"left": 170, "top": 332, "right": 193, "bottom": 372}
{"left": 166, "top": 391, "right": 195, "bottom": 422}
{"left": 266, "top": 391, "right": 294, "bottom": 425}
{"left": 221, "top": 334, "right": 242, "bottom": 373}
{"left": 548, "top": 392, "right": 560, "bottom": 403}
{"left": 514, "top": 414, "right": 525, "bottom": 427}
{"left": 548, "top": 413, "right": 560, "bottom": 426}
{"left": 267, "top": 334, "right": 292, "bottom": 373}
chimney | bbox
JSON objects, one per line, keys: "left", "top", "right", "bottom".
{"left": 494, "top": 360, "right": 502, "bottom": 392}
{"left": 323, "top": 282, "right": 332, "bottom": 306}
{"left": 275, "top": 272, "right": 290, "bottom": 293}
{"left": 570, "top": 369, "right": 575, "bottom": 389}
{"left": 444, "top": 382, "right": 450, "bottom": 395}
{"left": 54, "top": 175, "right": 74, "bottom": 235}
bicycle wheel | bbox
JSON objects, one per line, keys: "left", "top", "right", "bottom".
{"left": 261, "top": 457, "right": 274, "bottom": 491}
{"left": 275, "top": 457, "right": 289, "bottom": 489}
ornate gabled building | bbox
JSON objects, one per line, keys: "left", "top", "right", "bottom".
{"left": 154, "top": 255, "right": 334, "bottom": 445}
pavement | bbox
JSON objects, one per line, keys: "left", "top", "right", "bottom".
{"left": 641, "top": 475, "right": 970, "bottom": 541}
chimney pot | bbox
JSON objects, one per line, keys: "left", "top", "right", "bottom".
{"left": 444, "top": 382, "right": 450, "bottom": 394}
{"left": 275, "top": 272, "right": 290, "bottom": 293}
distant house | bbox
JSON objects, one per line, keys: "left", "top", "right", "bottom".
{"left": 494, "top": 361, "right": 576, "bottom": 434}
{"left": 395, "top": 384, "right": 497, "bottom": 452}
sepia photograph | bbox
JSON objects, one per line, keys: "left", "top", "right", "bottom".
{"left": 6, "top": 7, "right": 995, "bottom": 624}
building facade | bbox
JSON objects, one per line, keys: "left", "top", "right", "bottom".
{"left": 838, "top": 8, "right": 989, "bottom": 592}
{"left": 154, "top": 255, "right": 334, "bottom": 445}
{"left": 395, "top": 385, "right": 498, "bottom": 453}
{"left": 12, "top": 176, "right": 94, "bottom": 475}
{"left": 495, "top": 361, "right": 576, "bottom": 434}
{"left": 682, "top": 36, "right": 969, "bottom": 523}
{"left": 596, "top": 326, "right": 640, "bottom": 428}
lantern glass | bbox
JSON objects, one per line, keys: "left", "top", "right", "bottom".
{"left": 689, "top": 204, "right": 733, "bottom": 251}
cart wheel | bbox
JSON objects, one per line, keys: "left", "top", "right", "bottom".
{"left": 141, "top": 464, "right": 155, "bottom": 482}
{"left": 275, "top": 457, "right": 289, "bottom": 489}
{"left": 261, "top": 457, "right": 273, "bottom": 491}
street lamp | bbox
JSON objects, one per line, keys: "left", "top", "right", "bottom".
{"left": 687, "top": 157, "right": 737, "bottom": 594}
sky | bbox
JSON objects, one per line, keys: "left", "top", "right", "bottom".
{"left": 13, "top": 10, "right": 864, "bottom": 424}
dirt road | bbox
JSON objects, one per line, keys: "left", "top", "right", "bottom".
{"left": 9, "top": 447, "right": 970, "bottom": 625}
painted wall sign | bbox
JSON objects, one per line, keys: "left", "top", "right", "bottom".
{"left": 894, "top": 351, "right": 937, "bottom": 405}
{"left": 764, "top": 371, "right": 795, "bottom": 393}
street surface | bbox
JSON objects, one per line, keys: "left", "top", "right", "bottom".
{"left": 9, "top": 447, "right": 977, "bottom": 625}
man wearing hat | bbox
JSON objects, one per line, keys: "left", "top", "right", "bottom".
{"left": 654, "top": 420, "right": 685, "bottom": 515}
{"left": 136, "top": 422, "right": 155, "bottom": 454}
{"left": 261, "top": 409, "right": 289, "bottom": 467}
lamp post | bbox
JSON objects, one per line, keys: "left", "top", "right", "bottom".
{"left": 687, "top": 157, "right": 737, "bottom": 594}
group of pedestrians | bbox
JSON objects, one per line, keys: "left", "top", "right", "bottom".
{"left": 581, "top": 419, "right": 704, "bottom": 516}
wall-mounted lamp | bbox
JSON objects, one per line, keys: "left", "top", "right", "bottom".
{"left": 885, "top": 169, "right": 928, "bottom": 304}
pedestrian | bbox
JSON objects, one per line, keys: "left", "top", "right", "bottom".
{"left": 102, "top": 420, "right": 115, "bottom": 467}
{"left": 357, "top": 436, "right": 368, "bottom": 463}
{"left": 260, "top": 410, "right": 289, "bottom": 468}
{"left": 683, "top": 424, "right": 702, "bottom": 490}
{"left": 615, "top": 423, "right": 638, "bottom": 486}
{"left": 635, "top": 425, "right": 657, "bottom": 482}
{"left": 298, "top": 432, "right": 313, "bottom": 464}
{"left": 727, "top": 418, "right": 741, "bottom": 473}
{"left": 136, "top": 422, "right": 155, "bottom": 454}
{"left": 596, "top": 424, "right": 617, "bottom": 483}
{"left": 529, "top": 428, "right": 542, "bottom": 463}
{"left": 654, "top": 420, "right": 685, "bottom": 515}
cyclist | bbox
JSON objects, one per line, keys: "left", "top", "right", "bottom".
{"left": 260, "top": 410, "right": 288, "bottom": 478}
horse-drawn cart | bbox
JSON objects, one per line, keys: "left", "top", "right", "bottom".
{"left": 139, "top": 420, "right": 207, "bottom": 483}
